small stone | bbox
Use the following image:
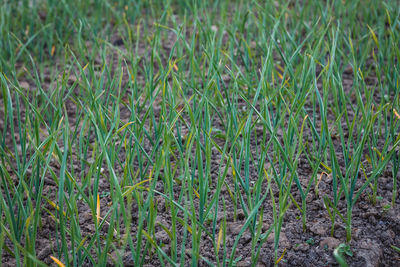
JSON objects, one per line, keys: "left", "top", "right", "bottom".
{"left": 155, "top": 230, "right": 170, "bottom": 244}
{"left": 110, "top": 249, "right": 125, "bottom": 262}
{"left": 310, "top": 221, "right": 327, "bottom": 235}
{"left": 211, "top": 25, "right": 218, "bottom": 32}
{"left": 267, "top": 232, "right": 291, "bottom": 249}
{"left": 236, "top": 258, "right": 251, "bottom": 267}
{"left": 68, "top": 75, "right": 77, "bottom": 85}
{"left": 262, "top": 222, "right": 270, "bottom": 232}
{"left": 211, "top": 146, "right": 219, "bottom": 154}
{"left": 20, "top": 81, "right": 30, "bottom": 90}
{"left": 228, "top": 222, "right": 242, "bottom": 235}
{"left": 320, "top": 237, "right": 341, "bottom": 250}
{"left": 344, "top": 65, "right": 353, "bottom": 74}
{"left": 294, "top": 243, "right": 310, "bottom": 252}
{"left": 300, "top": 243, "right": 310, "bottom": 252}
{"left": 242, "top": 233, "right": 252, "bottom": 244}
{"left": 352, "top": 227, "right": 362, "bottom": 240}
{"left": 264, "top": 162, "right": 271, "bottom": 170}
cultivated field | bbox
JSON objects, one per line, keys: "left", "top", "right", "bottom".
{"left": 1, "top": 0, "right": 400, "bottom": 266}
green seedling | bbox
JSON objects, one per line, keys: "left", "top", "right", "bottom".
{"left": 333, "top": 243, "right": 352, "bottom": 267}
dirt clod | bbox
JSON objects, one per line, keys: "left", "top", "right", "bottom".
{"left": 320, "top": 237, "right": 341, "bottom": 250}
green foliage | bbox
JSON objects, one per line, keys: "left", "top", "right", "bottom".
{"left": 0, "top": 0, "right": 399, "bottom": 266}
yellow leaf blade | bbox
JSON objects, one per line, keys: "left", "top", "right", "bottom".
{"left": 367, "top": 24, "right": 379, "bottom": 49}
{"left": 393, "top": 109, "right": 400, "bottom": 119}
{"left": 216, "top": 222, "right": 223, "bottom": 254}
{"left": 50, "top": 256, "right": 66, "bottom": 267}
{"left": 96, "top": 194, "right": 100, "bottom": 224}
{"left": 275, "top": 248, "right": 287, "bottom": 264}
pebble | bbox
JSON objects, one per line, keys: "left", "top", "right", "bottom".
{"left": 294, "top": 243, "right": 310, "bottom": 252}
{"left": 267, "top": 232, "right": 291, "bottom": 249}
{"left": 19, "top": 81, "right": 30, "bottom": 90}
{"left": 236, "top": 259, "right": 251, "bottom": 267}
{"left": 310, "top": 221, "right": 327, "bottom": 235}
{"left": 155, "top": 230, "right": 170, "bottom": 244}
{"left": 228, "top": 222, "right": 242, "bottom": 235}
{"left": 320, "top": 237, "right": 341, "bottom": 250}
